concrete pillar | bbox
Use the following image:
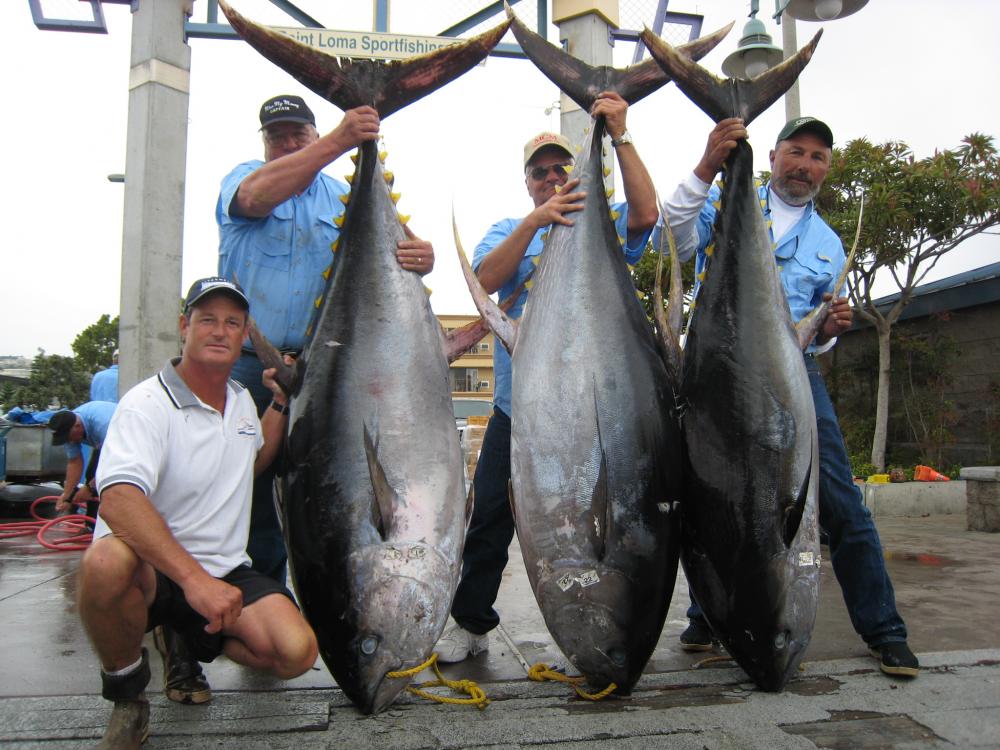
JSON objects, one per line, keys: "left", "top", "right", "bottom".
{"left": 118, "top": 0, "right": 192, "bottom": 394}
{"left": 961, "top": 466, "right": 1000, "bottom": 532}
{"left": 780, "top": 18, "right": 801, "bottom": 122}
{"left": 552, "top": 0, "right": 617, "bottom": 189}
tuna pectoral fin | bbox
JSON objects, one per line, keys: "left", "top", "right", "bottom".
{"left": 247, "top": 318, "right": 298, "bottom": 396}
{"left": 653, "top": 219, "right": 684, "bottom": 388}
{"left": 507, "top": 4, "right": 731, "bottom": 110}
{"left": 363, "top": 424, "right": 398, "bottom": 541}
{"left": 782, "top": 461, "right": 812, "bottom": 548}
{"left": 453, "top": 210, "right": 519, "bottom": 355}
{"left": 221, "top": 0, "right": 509, "bottom": 119}
{"left": 640, "top": 26, "right": 821, "bottom": 126}
{"left": 588, "top": 449, "right": 613, "bottom": 563}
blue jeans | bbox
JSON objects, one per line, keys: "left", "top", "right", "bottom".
{"left": 689, "top": 356, "right": 907, "bottom": 647}
{"left": 451, "top": 407, "right": 513, "bottom": 635}
{"left": 231, "top": 353, "right": 288, "bottom": 585}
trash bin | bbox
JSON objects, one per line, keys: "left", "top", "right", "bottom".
{"left": 4, "top": 424, "right": 67, "bottom": 481}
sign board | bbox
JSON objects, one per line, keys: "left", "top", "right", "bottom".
{"left": 272, "top": 26, "right": 462, "bottom": 61}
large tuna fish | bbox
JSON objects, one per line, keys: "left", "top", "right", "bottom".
{"left": 641, "top": 28, "right": 825, "bottom": 690}
{"left": 220, "top": 1, "right": 509, "bottom": 714}
{"left": 455, "top": 10, "right": 728, "bottom": 695}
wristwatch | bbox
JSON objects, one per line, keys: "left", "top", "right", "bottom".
{"left": 270, "top": 400, "right": 290, "bottom": 415}
{"left": 611, "top": 131, "right": 634, "bottom": 148}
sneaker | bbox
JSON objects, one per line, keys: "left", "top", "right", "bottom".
{"left": 153, "top": 625, "right": 212, "bottom": 704}
{"left": 679, "top": 617, "right": 715, "bottom": 652}
{"left": 433, "top": 622, "right": 489, "bottom": 663}
{"left": 869, "top": 642, "right": 919, "bottom": 678}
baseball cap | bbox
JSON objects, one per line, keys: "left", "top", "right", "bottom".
{"left": 48, "top": 411, "right": 78, "bottom": 446}
{"left": 183, "top": 277, "right": 250, "bottom": 314}
{"left": 259, "top": 95, "right": 316, "bottom": 129}
{"left": 776, "top": 116, "right": 833, "bottom": 148}
{"left": 523, "top": 131, "right": 573, "bottom": 167}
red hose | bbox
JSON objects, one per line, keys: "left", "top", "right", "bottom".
{"left": 0, "top": 495, "right": 94, "bottom": 551}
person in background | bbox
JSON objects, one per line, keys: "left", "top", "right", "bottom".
{"left": 48, "top": 401, "right": 116, "bottom": 519}
{"left": 90, "top": 349, "right": 119, "bottom": 403}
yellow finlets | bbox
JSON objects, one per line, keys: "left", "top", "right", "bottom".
{"left": 610, "top": 210, "right": 620, "bottom": 221}
{"left": 705, "top": 243, "right": 715, "bottom": 257}
{"left": 525, "top": 279, "right": 534, "bottom": 290}
{"left": 350, "top": 153, "right": 358, "bottom": 164}
{"left": 334, "top": 215, "right": 345, "bottom": 227}
{"left": 531, "top": 255, "right": 541, "bottom": 266}
{"left": 603, "top": 166, "right": 612, "bottom": 178}
{"left": 390, "top": 192, "right": 401, "bottom": 204}
{"left": 314, "top": 296, "right": 322, "bottom": 309}
{"left": 398, "top": 213, "right": 410, "bottom": 224}
{"left": 339, "top": 194, "right": 350, "bottom": 205}
{"left": 696, "top": 270, "right": 706, "bottom": 282}
{"left": 605, "top": 187, "right": 614, "bottom": 199}
{"left": 322, "top": 266, "right": 331, "bottom": 280}
{"left": 378, "top": 150, "right": 388, "bottom": 162}
{"left": 715, "top": 179, "right": 725, "bottom": 190}
{"left": 617, "top": 233, "right": 625, "bottom": 245}
{"left": 330, "top": 238, "right": 339, "bottom": 253}
{"left": 345, "top": 174, "right": 354, "bottom": 184}
{"left": 384, "top": 170, "right": 394, "bottom": 183}
{"left": 636, "top": 290, "right": 644, "bottom": 301}
{"left": 424, "top": 285, "right": 433, "bottom": 296}
{"left": 711, "top": 200, "right": 721, "bottom": 211}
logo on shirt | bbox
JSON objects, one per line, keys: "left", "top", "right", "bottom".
{"left": 236, "top": 417, "right": 257, "bottom": 437}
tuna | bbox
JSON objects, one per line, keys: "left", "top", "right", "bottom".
{"left": 220, "top": 1, "right": 509, "bottom": 713}
{"left": 453, "top": 9, "right": 727, "bottom": 695}
{"left": 641, "top": 27, "right": 824, "bottom": 690}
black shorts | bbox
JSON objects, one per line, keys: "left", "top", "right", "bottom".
{"left": 146, "top": 565, "right": 295, "bottom": 662}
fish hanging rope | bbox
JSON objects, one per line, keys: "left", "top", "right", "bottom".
{"left": 527, "top": 663, "right": 617, "bottom": 701}
{"left": 387, "top": 653, "right": 489, "bottom": 709}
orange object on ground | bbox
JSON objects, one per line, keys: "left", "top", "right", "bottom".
{"left": 914, "top": 465, "right": 950, "bottom": 482}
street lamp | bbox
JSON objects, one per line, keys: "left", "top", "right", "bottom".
{"left": 780, "top": 0, "right": 868, "bottom": 22}
{"left": 721, "top": 5, "right": 783, "bottom": 80}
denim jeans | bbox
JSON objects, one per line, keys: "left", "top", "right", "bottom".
{"left": 230, "top": 353, "right": 288, "bottom": 585}
{"left": 689, "top": 356, "right": 907, "bottom": 647}
{"left": 451, "top": 407, "right": 513, "bottom": 635}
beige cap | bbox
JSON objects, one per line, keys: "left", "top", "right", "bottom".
{"left": 523, "top": 131, "right": 573, "bottom": 167}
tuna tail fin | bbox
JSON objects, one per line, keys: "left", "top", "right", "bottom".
{"left": 453, "top": 209, "right": 519, "bottom": 355}
{"left": 220, "top": 0, "right": 510, "bottom": 118}
{"left": 796, "top": 192, "right": 863, "bottom": 350}
{"left": 652, "top": 216, "right": 684, "bottom": 388}
{"left": 247, "top": 317, "right": 299, "bottom": 396}
{"left": 363, "top": 424, "right": 398, "bottom": 541}
{"left": 507, "top": 3, "right": 731, "bottom": 110}
{"left": 782, "top": 459, "right": 812, "bottom": 548}
{"left": 640, "top": 26, "right": 821, "bottom": 126}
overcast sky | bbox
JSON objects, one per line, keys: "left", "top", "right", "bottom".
{"left": 6, "top": 0, "right": 998, "bottom": 358}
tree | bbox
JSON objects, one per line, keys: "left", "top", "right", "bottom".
{"left": 818, "top": 134, "right": 1000, "bottom": 470}
{"left": 12, "top": 350, "right": 91, "bottom": 411}
{"left": 72, "top": 314, "right": 119, "bottom": 374}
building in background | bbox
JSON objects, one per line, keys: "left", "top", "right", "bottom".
{"left": 438, "top": 314, "right": 495, "bottom": 399}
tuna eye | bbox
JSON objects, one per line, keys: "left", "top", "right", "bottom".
{"left": 360, "top": 636, "right": 379, "bottom": 655}
{"left": 608, "top": 647, "right": 627, "bottom": 666}
{"left": 773, "top": 631, "right": 788, "bottom": 650}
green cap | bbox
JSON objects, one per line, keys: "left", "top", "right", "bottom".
{"left": 776, "top": 116, "right": 833, "bottom": 148}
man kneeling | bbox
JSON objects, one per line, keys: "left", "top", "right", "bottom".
{"left": 77, "top": 277, "right": 317, "bottom": 749}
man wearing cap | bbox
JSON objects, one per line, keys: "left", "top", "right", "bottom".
{"left": 434, "top": 91, "right": 659, "bottom": 663}
{"left": 90, "top": 350, "right": 120, "bottom": 403}
{"left": 661, "top": 117, "right": 919, "bottom": 679}
{"left": 215, "top": 94, "right": 437, "bottom": 588}
{"left": 77, "top": 277, "right": 317, "bottom": 749}
{"left": 49, "top": 400, "right": 116, "bottom": 517}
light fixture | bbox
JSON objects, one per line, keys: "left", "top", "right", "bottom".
{"left": 780, "top": 0, "right": 868, "bottom": 22}
{"left": 721, "top": 14, "right": 783, "bottom": 79}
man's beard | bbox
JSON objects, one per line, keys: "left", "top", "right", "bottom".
{"left": 771, "top": 172, "right": 820, "bottom": 206}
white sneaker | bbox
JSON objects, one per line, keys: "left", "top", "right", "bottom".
{"left": 433, "top": 621, "right": 489, "bottom": 663}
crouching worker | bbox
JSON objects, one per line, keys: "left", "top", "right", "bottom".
{"left": 77, "top": 277, "right": 318, "bottom": 749}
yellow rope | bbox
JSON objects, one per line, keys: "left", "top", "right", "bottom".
{"left": 527, "top": 663, "right": 617, "bottom": 701}
{"left": 386, "top": 653, "right": 490, "bottom": 709}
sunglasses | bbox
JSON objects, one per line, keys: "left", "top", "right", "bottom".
{"left": 527, "top": 162, "right": 573, "bottom": 181}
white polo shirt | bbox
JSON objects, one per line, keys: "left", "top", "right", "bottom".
{"left": 95, "top": 358, "right": 263, "bottom": 578}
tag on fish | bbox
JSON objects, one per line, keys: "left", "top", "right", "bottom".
{"left": 557, "top": 570, "right": 601, "bottom": 591}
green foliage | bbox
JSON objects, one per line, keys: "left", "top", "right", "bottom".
{"left": 12, "top": 350, "right": 91, "bottom": 411}
{"left": 72, "top": 314, "right": 119, "bottom": 374}
{"left": 0, "top": 382, "right": 17, "bottom": 411}
{"left": 850, "top": 459, "right": 878, "bottom": 479}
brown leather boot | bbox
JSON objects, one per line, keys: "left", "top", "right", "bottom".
{"left": 152, "top": 625, "right": 212, "bottom": 704}
{"left": 98, "top": 648, "right": 151, "bottom": 749}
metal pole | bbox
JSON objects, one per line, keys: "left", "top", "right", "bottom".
{"left": 118, "top": 0, "right": 192, "bottom": 393}
{"left": 781, "top": 15, "right": 801, "bottom": 120}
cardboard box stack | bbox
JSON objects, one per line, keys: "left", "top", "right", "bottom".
{"left": 462, "top": 415, "right": 489, "bottom": 480}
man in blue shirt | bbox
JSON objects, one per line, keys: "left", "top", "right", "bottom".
{"left": 662, "top": 116, "right": 919, "bottom": 679}
{"left": 216, "top": 94, "right": 437, "bottom": 583}
{"left": 90, "top": 349, "right": 119, "bottom": 403}
{"left": 48, "top": 400, "right": 116, "bottom": 516}
{"left": 434, "top": 92, "right": 659, "bottom": 663}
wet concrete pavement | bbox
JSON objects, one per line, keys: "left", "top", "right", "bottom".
{"left": 2, "top": 507, "right": 998, "bottom": 748}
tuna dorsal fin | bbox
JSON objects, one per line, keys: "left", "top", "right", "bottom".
{"left": 363, "top": 423, "right": 397, "bottom": 541}
{"left": 247, "top": 316, "right": 299, "bottom": 396}
{"left": 587, "top": 391, "right": 613, "bottom": 562}
{"left": 782, "top": 459, "right": 812, "bottom": 548}
{"left": 640, "top": 25, "right": 821, "bottom": 126}
{"left": 442, "top": 281, "right": 527, "bottom": 363}
{"left": 796, "top": 192, "right": 864, "bottom": 350}
{"left": 652, "top": 216, "right": 684, "bottom": 389}
{"left": 453, "top": 209, "right": 519, "bottom": 355}
{"left": 220, "top": 1, "right": 510, "bottom": 119}
{"left": 507, "top": 3, "right": 731, "bottom": 110}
